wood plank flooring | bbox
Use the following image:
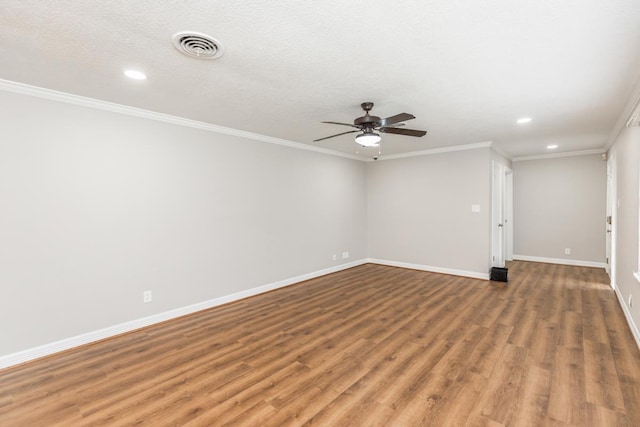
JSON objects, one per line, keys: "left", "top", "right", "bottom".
{"left": 1, "top": 261, "right": 640, "bottom": 426}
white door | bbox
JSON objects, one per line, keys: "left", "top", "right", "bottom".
{"left": 492, "top": 162, "right": 513, "bottom": 268}
{"left": 605, "top": 152, "right": 617, "bottom": 288}
{"left": 492, "top": 161, "right": 506, "bottom": 267}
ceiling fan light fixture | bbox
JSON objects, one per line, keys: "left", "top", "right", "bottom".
{"left": 355, "top": 131, "right": 381, "bottom": 147}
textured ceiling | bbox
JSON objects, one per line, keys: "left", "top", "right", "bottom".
{"left": 2, "top": 0, "right": 640, "bottom": 159}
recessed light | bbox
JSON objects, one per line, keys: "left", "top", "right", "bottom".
{"left": 517, "top": 117, "right": 532, "bottom": 124}
{"left": 547, "top": 144, "right": 558, "bottom": 149}
{"left": 124, "top": 69, "right": 147, "bottom": 80}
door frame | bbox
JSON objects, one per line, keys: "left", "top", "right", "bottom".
{"left": 505, "top": 168, "right": 514, "bottom": 261}
{"left": 606, "top": 152, "right": 617, "bottom": 289}
{"left": 491, "top": 161, "right": 513, "bottom": 268}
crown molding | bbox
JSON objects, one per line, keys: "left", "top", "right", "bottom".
{"left": 512, "top": 148, "right": 606, "bottom": 162}
{"left": 0, "top": 79, "right": 364, "bottom": 162}
{"left": 368, "top": 141, "right": 493, "bottom": 162}
{"left": 488, "top": 142, "right": 513, "bottom": 161}
{"left": 626, "top": 104, "right": 640, "bottom": 127}
{"left": 606, "top": 69, "right": 640, "bottom": 148}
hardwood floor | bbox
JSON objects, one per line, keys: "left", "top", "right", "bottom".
{"left": 1, "top": 261, "right": 640, "bottom": 426}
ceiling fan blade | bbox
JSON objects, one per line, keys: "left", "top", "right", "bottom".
{"left": 313, "top": 130, "right": 359, "bottom": 142}
{"left": 321, "top": 121, "right": 360, "bottom": 128}
{"left": 379, "top": 127, "right": 427, "bottom": 137}
{"left": 379, "top": 113, "right": 415, "bottom": 127}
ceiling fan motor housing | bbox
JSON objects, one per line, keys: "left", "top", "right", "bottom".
{"left": 354, "top": 103, "right": 381, "bottom": 127}
{"left": 354, "top": 115, "right": 381, "bottom": 127}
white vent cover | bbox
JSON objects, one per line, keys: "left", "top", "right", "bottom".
{"left": 172, "top": 31, "right": 224, "bottom": 60}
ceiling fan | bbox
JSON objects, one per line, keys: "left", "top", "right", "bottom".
{"left": 314, "top": 102, "right": 427, "bottom": 147}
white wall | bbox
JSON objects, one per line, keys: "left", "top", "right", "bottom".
{"left": 5, "top": 82, "right": 626, "bottom": 364}
{"left": 0, "top": 90, "right": 367, "bottom": 356}
{"left": 608, "top": 125, "right": 640, "bottom": 341}
{"left": 367, "top": 148, "right": 492, "bottom": 277}
{"left": 513, "top": 154, "right": 606, "bottom": 264}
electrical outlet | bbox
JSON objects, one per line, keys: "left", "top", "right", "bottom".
{"left": 143, "top": 290, "right": 152, "bottom": 303}
{"left": 629, "top": 294, "right": 633, "bottom": 308}
{"left": 332, "top": 254, "right": 337, "bottom": 261}
{"left": 564, "top": 248, "right": 571, "bottom": 255}
{"left": 342, "top": 251, "right": 349, "bottom": 259}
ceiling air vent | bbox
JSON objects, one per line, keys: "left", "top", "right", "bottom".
{"left": 172, "top": 31, "right": 224, "bottom": 60}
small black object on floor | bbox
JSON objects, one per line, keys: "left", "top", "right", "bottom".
{"left": 490, "top": 267, "right": 508, "bottom": 282}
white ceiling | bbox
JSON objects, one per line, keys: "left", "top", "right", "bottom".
{"left": 2, "top": 0, "right": 639, "bottom": 159}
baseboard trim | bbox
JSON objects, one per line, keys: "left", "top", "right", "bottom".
{"left": 614, "top": 287, "right": 640, "bottom": 351}
{"left": 513, "top": 255, "right": 606, "bottom": 269}
{"left": 0, "top": 260, "right": 367, "bottom": 370}
{"left": 367, "top": 258, "right": 490, "bottom": 280}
